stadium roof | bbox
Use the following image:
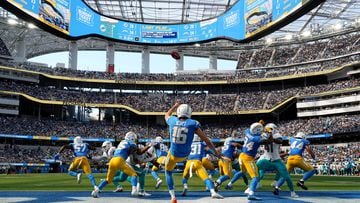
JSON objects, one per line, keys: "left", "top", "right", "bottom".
{"left": 0, "top": 0, "right": 359, "bottom": 59}
{"left": 84, "top": 0, "right": 238, "bottom": 24}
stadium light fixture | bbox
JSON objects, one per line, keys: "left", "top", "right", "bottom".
{"left": 194, "top": 43, "right": 201, "bottom": 47}
{"left": 28, "top": 23, "right": 37, "bottom": 29}
{"left": 7, "top": 18, "right": 18, "bottom": 25}
{"left": 301, "top": 30, "right": 311, "bottom": 37}
{"left": 265, "top": 38, "right": 273, "bottom": 44}
{"left": 333, "top": 23, "right": 342, "bottom": 30}
{"left": 284, "top": 34, "right": 293, "bottom": 40}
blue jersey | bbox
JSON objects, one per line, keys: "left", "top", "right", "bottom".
{"left": 70, "top": 143, "right": 90, "bottom": 157}
{"left": 222, "top": 140, "right": 237, "bottom": 159}
{"left": 155, "top": 143, "right": 168, "bottom": 157}
{"left": 242, "top": 128, "right": 262, "bottom": 157}
{"left": 166, "top": 116, "right": 201, "bottom": 157}
{"left": 289, "top": 137, "right": 310, "bottom": 156}
{"left": 188, "top": 141, "right": 206, "bottom": 160}
{"left": 113, "top": 140, "right": 137, "bottom": 160}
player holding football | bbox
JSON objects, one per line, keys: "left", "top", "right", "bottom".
{"left": 55, "top": 136, "right": 97, "bottom": 190}
{"left": 275, "top": 132, "right": 317, "bottom": 191}
{"left": 164, "top": 102, "right": 221, "bottom": 203}
{"left": 181, "top": 134, "right": 223, "bottom": 199}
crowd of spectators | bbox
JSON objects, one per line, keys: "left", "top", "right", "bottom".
{"left": 1, "top": 113, "right": 360, "bottom": 139}
{"left": 2, "top": 76, "right": 359, "bottom": 112}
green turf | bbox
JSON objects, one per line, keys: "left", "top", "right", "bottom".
{"left": 0, "top": 173, "right": 359, "bottom": 191}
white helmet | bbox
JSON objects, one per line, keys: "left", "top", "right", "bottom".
{"left": 125, "top": 131, "right": 138, "bottom": 142}
{"left": 265, "top": 123, "right": 277, "bottom": 133}
{"left": 295, "top": 132, "right": 305, "bottom": 139}
{"left": 225, "top": 137, "right": 234, "bottom": 143}
{"left": 73, "top": 136, "right": 83, "bottom": 145}
{"left": 154, "top": 136, "right": 163, "bottom": 144}
{"left": 102, "top": 141, "right": 112, "bottom": 151}
{"left": 193, "top": 134, "right": 201, "bottom": 142}
{"left": 176, "top": 104, "right": 192, "bottom": 118}
{"left": 250, "top": 122, "right": 264, "bottom": 135}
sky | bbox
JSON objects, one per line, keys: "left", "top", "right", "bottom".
{"left": 28, "top": 51, "right": 237, "bottom": 74}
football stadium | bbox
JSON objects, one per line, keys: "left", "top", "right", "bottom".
{"left": 0, "top": 0, "right": 359, "bottom": 202}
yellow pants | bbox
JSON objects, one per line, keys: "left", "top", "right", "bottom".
{"left": 152, "top": 156, "right": 166, "bottom": 171}
{"left": 218, "top": 158, "right": 233, "bottom": 177}
{"left": 106, "top": 157, "right": 137, "bottom": 183}
{"left": 286, "top": 155, "right": 314, "bottom": 172}
{"left": 183, "top": 160, "right": 209, "bottom": 181}
{"left": 202, "top": 157, "right": 215, "bottom": 171}
{"left": 239, "top": 153, "right": 259, "bottom": 178}
{"left": 164, "top": 152, "right": 186, "bottom": 171}
{"left": 69, "top": 156, "right": 91, "bottom": 174}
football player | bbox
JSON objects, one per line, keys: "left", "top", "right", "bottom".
{"left": 55, "top": 136, "right": 97, "bottom": 190}
{"left": 150, "top": 136, "right": 168, "bottom": 189}
{"left": 91, "top": 131, "right": 154, "bottom": 198}
{"left": 276, "top": 132, "right": 317, "bottom": 191}
{"left": 256, "top": 123, "right": 298, "bottom": 198}
{"left": 181, "top": 134, "right": 223, "bottom": 199}
{"left": 214, "top": 137, "right": 242, "bottom": 190}
{"left": 225, "top": 148, "right": 249, "bottom": 190}
{"left": 240, "top": 122, "right": 269, "bottom": 200}
{"left": 164, "top": 102, "right": 220, "bottom": 203}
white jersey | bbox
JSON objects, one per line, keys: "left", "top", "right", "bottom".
{"left": 103, "top": 146, "right": 116, "bottom": 159}
{"left": 259, "top": 132, "right": 282, "bottom": 161}
{"left": 127, "top": 144, "right": 156, "bottom": 165}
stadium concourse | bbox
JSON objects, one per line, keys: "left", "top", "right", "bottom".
{"left": 0, "top": 191, "right": 360, "bottom": 203}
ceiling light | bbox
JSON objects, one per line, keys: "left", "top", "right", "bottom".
{"left": 7, "top": 18, "right": 18, "bottom": 25}
{"left": 284, "top": 34, "right": 292, "bottom": 40}
{"left": 28, "top": 23, "right": 36, "bottom": 29}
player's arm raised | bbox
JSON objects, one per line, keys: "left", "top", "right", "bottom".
{"left": 165, "top": 102, "right": 181, "bottom": 120}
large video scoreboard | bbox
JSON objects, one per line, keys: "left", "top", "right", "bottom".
{"left": 4, "top": 0, "right": 315, "bottom": 45}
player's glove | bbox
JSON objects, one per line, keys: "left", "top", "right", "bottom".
{"left": 54, "top": 153, "right": 60, "bottom": 160}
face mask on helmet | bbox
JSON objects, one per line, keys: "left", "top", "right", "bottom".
{"left": 295, "top": 132, "right": 305, "bottom": 139}
{"left": 73, "top": 136, "right": 83, "bottom": 145}
{"left": 125, "top": 131, "right": 138, "bottom": 142}
{"left": 102, "top": 141, "right": 112, "bottom": 151}
{"left": 250, "top": 122, "right": 264, "bottom": 135}
{"left": 154, "top": 136, "right": 163, "bottom": 144}
{"left": 265, "top": 123, "right": 277, "bottom": 133}
{"left": 176, "top": 104, "right": 192, "bottom": 119}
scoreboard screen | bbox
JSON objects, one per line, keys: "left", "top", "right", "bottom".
{"left": 3, "top": 0, "right": 316, "bottom": 45}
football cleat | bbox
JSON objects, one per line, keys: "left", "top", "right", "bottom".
{"left": 91, "top": 186, "right": 100, "bottom": 198}
{"left": 214, "top": 181, "right": 220, "bottom": 192}
{"left": 248, "top": 195, "right": 262, "bottom": 200}
{"left": 155, "top": 179, "right": 163, "bottom": 189}
{"left": 77, "top": 173, "right": 82, "bottom": 184}
{"left": 291, "top": 191, "right": 299, "bottom": 198}
{"left": 211, "top": 192, "right": 224, "bottom": 199}
{"left": 113, "top": 186, "right": 123, "bottom": 192}
{"left": 182, "top": 188, "right": 187, "bottom": 196}
{"left": 225, "top": 184, "right": 233, "bottom": 190}
{"left": 139, "top": 191, "right": 152, "bottom": 197}
{"left": 244, "top": 187, "right": 251, "bottom": 195}
{"left": 297, "top": 181, "right": 308, "bottom": 190}
{"left": 272, "top": 188, "right": 280, "bottom": 195}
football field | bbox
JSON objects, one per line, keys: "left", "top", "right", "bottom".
{"left": 0, "top": 173, "right": 359, "bottom": 202}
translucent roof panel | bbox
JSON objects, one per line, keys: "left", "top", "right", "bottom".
{"left": 84, "top": 0, "right": 238, "bottom": 24}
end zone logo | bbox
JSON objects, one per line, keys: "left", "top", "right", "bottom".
{"left": 76, "top": 6, "right": 93, "bottom": 26}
